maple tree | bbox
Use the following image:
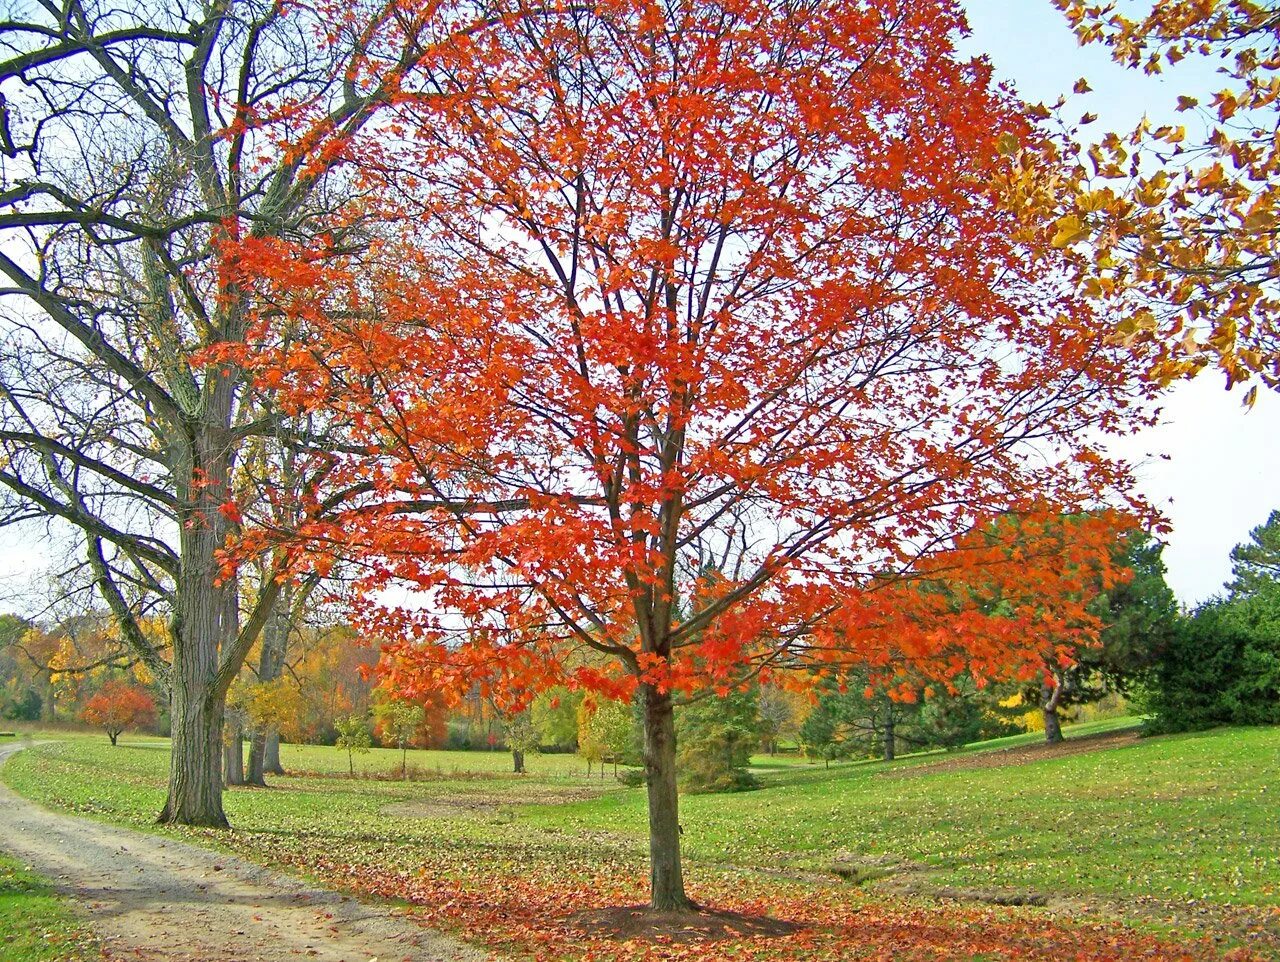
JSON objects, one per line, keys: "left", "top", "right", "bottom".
{"left": 79, "top": 680, "right": 157, "bottom": 746}
{"left": 955, "top": 513, "right": 1146, "bottom": 744}
{"left": 1040, "top": 0, "right": 1280, "bottom": 397}
{"left": 233, "top": 0, "right": 1157, "bottom": 911}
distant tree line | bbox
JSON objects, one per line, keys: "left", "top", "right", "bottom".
{"left": 4, "top": 511, "right": 1276, "bottom": 790}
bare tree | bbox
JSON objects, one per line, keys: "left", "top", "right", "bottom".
{"left": 0, "top": 0, "right": 432, "bottom": 825}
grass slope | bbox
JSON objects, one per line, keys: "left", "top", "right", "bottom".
{"left": 5, "top": 721, "right": 1277, "bottom": 906}
{"left": 3, "top": 721, "right": 1277, "bottom": 957}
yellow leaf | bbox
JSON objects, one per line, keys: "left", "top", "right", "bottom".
{"left": 1051, "top": 213, "right": 1090, "bottom": 248}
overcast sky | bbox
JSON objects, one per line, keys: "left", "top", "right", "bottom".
{"left": 962, "top": 1, "right": 1280, "bottom": 605}
{"left": 1, "top": 3, "right": 1274, "bottom": 611}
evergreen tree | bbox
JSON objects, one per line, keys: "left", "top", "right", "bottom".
{"left": 1228, "top": 510, "right": 1280, "bottom": 598}
{"left": 676, "top": 686, "right": 760, "bottom": 793}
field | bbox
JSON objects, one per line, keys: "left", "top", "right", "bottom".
{"left": 3, "top": 722, "right": 1278, "bottom": 960}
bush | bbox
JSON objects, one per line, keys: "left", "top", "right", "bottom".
{"left": 1142, "top": 587, "right": 1280, "bottom": 733}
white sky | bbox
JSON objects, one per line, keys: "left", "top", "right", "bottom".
{"left": 1, "top": 3, "right": 1274, "bottom": 610}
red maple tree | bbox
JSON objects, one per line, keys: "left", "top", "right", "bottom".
{"left": 80, "top": 681, "right": 158, "bottom": 746}
{"left": 230, "top": 0, "right": 1157, "bottom": 911}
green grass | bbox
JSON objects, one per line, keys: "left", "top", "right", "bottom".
{"left": 531, "top": 724, "right": 1280, "bottom": 906}
{"left": 274, "top": 739, "right": 600, "bottom": 777}
{"left": 0, "top": 853, "right": 98, "bottom": 962}
{"left": 3, "top": 721, "right": 1277, "bottom": 930}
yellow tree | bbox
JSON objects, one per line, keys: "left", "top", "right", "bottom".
{"left": 1044, "top": 0, "right": 1280, "bottom": 397}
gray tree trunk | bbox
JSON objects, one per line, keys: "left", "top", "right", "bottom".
{"left": 1042, "top": 681, "right": 1064, "bottom": 745}
{"left": 247, "top": 586, "right": 291, "bottom": 786}
{"left": 161, "top": 686, "right": 227, "bottom": 826}
{"left": 224, "top": 722, "right": 245, "bottom": 786}
{"left": 512, "top": 749, "right": 525, "bottom": 774}
{"left": 160, "top": 455, "right": 238, "bottom": 825}
{"left": 247, "top": 731, "right": 267, "bottom": 787}
{"left": 883, "top": 705, "right": 896, "bottom": 762}
{"left": 264, "top": 731, "right": 284, "bottom": 775}
{"left": 641, "top": 684, "right": 691, "bottom": 911}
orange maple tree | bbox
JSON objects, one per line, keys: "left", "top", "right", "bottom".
{"left": 230, "top": 0, "right": 1156, "bottom": 911}
{"left": 79, "top": 680, "right": 157, "bottom": 746}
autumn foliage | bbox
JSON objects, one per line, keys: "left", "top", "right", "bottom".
{"left": 1039, "top": 0, "right": 1280, "bottom": 395}
{"left": 79, "top": 681, "right": 157, "bottom": 746}
{"left": 227, "top": 0, "right": 1158, "bottom": 909}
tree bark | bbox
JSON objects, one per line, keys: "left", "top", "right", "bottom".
{"left": 247, "top": 730, "right": 267, "bottom": 786}
{"left": 512, "top": 749, "right": 525, "bottom": 774}
{"left": 641, "top": 684, "right": 691, "bottom": 911}
{"left": 159, "top": 487, "right": 236, "bottom": 827}
{"left": 247, "top": 585, "right": 291, "bottom": 786}
{"left": 160, "top": 685, "right": 227, "bottom": 826}
{"left": 223, "top": 721, "right": 244, "bottom": 786}
{"left": 264, "top": 731, "right": 284, "bottom": 775}
{"left": 1042, "top": 681, "right": 1064, "bottom": 745}
{"left": 882, "top": 705, "right": 896, "bottom": 762}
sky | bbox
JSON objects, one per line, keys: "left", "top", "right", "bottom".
{"left": 961, "top": 1, "right": 1280, "bottom": 605}
{"left": 1, "top": 2, "right": 1275, "bottom": 611}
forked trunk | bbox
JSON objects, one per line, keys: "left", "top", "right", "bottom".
{"left": 1042, "top": 682, "right": 1064, "bottom": 745}
{"left": 264, "top": 731, "right": 284, "bottom": 775}
{"left": 882, "top": 706, "right": 896, "bottom": 762}
{"left": 224, "top": 722, "right": 244, "bottom": 786}
{"left": 641, "top": 684, "right": 691, "bottom": 911}
{"left": 160, "top": 684, "right": 227, "bottom": 827}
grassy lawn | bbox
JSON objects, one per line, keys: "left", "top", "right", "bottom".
{"left": 0, "top": 853, "right": 98, "bottom": 962}
{"left": 2, "top": 721, "right": 1277, "bottom": 959}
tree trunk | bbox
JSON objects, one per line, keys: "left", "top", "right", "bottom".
{"left": 1042, "top": 682, "right": 1064, "bottom": 745}
{"left": 247, "top": 730, "right": 267, "bottom": 786}
{"left": 223, "top": 720, "right": 244, "bottom": 786}
{"left": 40, "top": 671, "right": 56, "bottom": 723}
{"left": 264, "top": 730, "right": 284, "bottom": 775}
{"left": 108, "top": 731, "right": 118, "bottom": 746}
{"left": 512, "top": 749, "right": 525, "bottom": 774}
{"left": 247, "top": 585, "right": 290, "bottom": 787}
{"left": 882, "top": 706, "right": 896, "bottom": 762}
{"left": 160, "top": 683, "right": 227, "bottom": 827}
{"left": 158, "top": 414, "right": 240, "bottom": 828}
{"left": 641, "top": 684, "right": 691, "bottom": 911}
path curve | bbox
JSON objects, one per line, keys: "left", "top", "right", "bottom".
{"left": 0, "top": 742, "right": 491, "bottom": 962}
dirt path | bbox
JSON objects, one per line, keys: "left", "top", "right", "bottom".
{"left": 0, "top": 743, "right": 491, "bottom": 962}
